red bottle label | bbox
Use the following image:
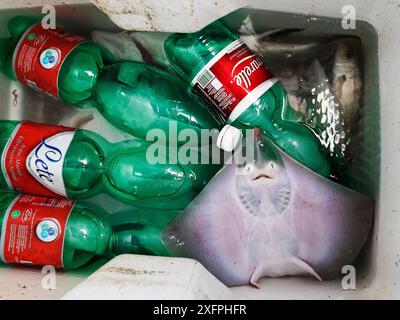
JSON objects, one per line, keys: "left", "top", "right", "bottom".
{"left": 192, "top": 39, "right": 277, "bottom": 123}
{"left": 0, "top": 195, "right": 75, "bottom": 268}
{"left": 13, "top": 23, "right": 85, "bottom": 99}
{"left": 1, "top": 121, "right": 76, "bottom": 198}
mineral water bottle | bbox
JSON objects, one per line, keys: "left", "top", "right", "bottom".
{"left": 0, "top": 120, "right": 219, "bottom": 210}
{"left": 0, "top": 16, "right": 230, "bottom": 144}
{"left": 0, "top": 16, "right": 111, "bottom": 105}
{"left": 91, "top": 62, "right": 228, "bottom": 144}
{"left": 0, "top": 193, "right": 170, "bottom": 269}
{"left": 164, "top": 20, "right": 330, "bottom": 177}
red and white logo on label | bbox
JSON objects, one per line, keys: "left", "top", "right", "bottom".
{"left": 0, "top": 195, "right": 75, "bottom": 268}
{"left": 12, "top": 23, "right": 85, "bottom": 98}
{"left": 231, "top": 54, "right": 264, "bottom": 89}
{"left": 192, "top": 39, "right": 277, "bottom": 122}
{"left": 0, "top": 121, "right": 76, "bottom": 198}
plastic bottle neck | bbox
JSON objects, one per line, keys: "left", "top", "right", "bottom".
{"left": 107, "top": 223, "right": 170, "bottom": 258}
{"left": 95, "top": 217, "right": 113, "bottom": 257}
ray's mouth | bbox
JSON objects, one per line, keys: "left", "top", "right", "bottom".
{"left": 253, "top": 174, "right": 272, "bottom": 180}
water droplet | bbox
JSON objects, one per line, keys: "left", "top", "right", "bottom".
{"left": 328, "top": 100, "right": 335, "bottom": 111}
{"left": 284, "top": 52, "right": 293, "bottom": 59}
{"left": 335, "top": 123, "right": 343, "bottom": 131}
{"left": 317, "top": 92, "right": 324, "bottom": 103}
{"left": 322, "top": 99, "right": 329, "bottom": 113}
{"left": 306, "top": 16, "right": 318, "bottom": 22}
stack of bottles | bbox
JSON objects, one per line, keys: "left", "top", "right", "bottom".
{"left": 0, "top": 15, "right": 346, "bottom": 271}
{"left": 0, "top": 16, "right": 224, "bottom": 269}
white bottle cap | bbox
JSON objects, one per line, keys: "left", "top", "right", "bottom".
{"left": 216, "top": 124, "right": 243, "bottom": 152}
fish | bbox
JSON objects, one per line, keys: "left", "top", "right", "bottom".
{"left": 243, "top": 31, "right": 362, "bottom": 122}
{"left": 163, "top": 130, "right": 374, "bottom": 287}
{"left": 332, "top": 38, "right": 363, "bottom": 128}
{"left": 239, "top": 16, "right": 362, "bottom": 124}
{"left": 127, "top": 31, "right": 172, "bottom": 70}
{"left": 240, "top": 23, "right": 362, "bottom": 175}
{"left": 92, "top": 31, "right": 144, "bottom": 62}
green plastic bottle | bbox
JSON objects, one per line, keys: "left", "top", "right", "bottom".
{"left": 0, "top": 120, "right": 220, "bottom": 210}
{"left": 0, "top": 193, "right": 171, "bottom": 269}
{"left": 91, "top": 62, "right": 225, "bottom": 143}
{"left": 0, "top": 16, "right": 112, "bottom": 105}
{"left": 164, "top": 20, "right": 330, "bottom": 177}
{"left": 0, "top": 16, "right": 226, "bottom": 143}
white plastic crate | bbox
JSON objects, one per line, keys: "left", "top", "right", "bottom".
{"left": 0, "top": 0, "right": 395, "bottom": 300}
